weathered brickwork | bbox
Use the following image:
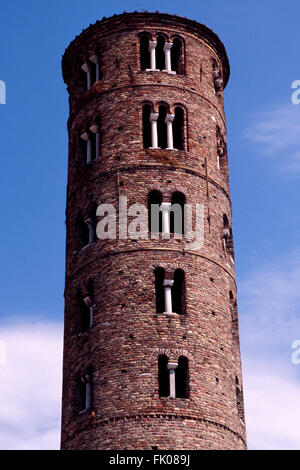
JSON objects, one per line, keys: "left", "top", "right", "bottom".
{"left": 61, "top": 11, "right": 247, "bottom": 450}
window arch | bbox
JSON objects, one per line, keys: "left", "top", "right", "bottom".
{"left": 212, "top": 59, "right": 223, "bottom": 95}
{"left": 173, "top": 106, "right": 184, "bottom": 150}
{"left": 222, "top": 214, "right": 234, "bottom": 259}
{"left": 77, "top": 213, "right": 90, "bottom": 248}
{"left": 76, "top": 288, "right": 92, "bottom": 332}
{"left": 154, "top": 267, "right": 165, "bottom": 314}
{"left": 140, "top": 33, "right": 151, "bottom": 70}
{"left": 142, "top": 104, "right": 152, "bottom": 149}
{"left": 170, "top": 192, "right": 185, "bottom": 235}
{"left": 148, "top": 190, "right": 162, "bottom": 233}
{"left": 175, "top": 356, "right": 189, "bottom": 398}
{"left": 158, "top": 355, "right": 170, "bottom": 397}
{"left": 172, "top": 269, "right": 186, "bottom": 315}
{"left": 235, "top": 376, "right": 245, "bottom": 421}
{"left": 76, "top": 207, "right": 97, "bottom": 249}
{"left": 156, "top": 35, "right": 166, "bottom": 71}
{"left": 76, "top": 367, "right": 93, "bottom": 413}
{"left": 171, "top": 37, "right": 183, "bottom": 74}
{"left": 157, "top": 104, "right": 168, "bottom": 149}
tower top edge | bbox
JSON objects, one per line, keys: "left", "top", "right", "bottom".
{"left": 61, "top": 11, "right": 230, "bottom": 87}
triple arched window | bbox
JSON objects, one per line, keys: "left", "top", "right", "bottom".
{"left": 140, "top": 33, "right": 184, "bottom": 74}
{"left": 143, "top": 103, "right": 185, "bottom": 150}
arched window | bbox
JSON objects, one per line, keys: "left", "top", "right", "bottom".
{"left": 154, "top": 267, "right": 165, "bottom": 313}
{"left": 216, "top": 126, "right": 227, "bottom": 173}
{"left": 77, "top": 288, "right": 92, "bottom": 332}
{"left": 77, "top": 213, "right": 90, "bottom": 248}
{"left": 77, "top": 208, "right": 97, "bottom": 249}
{"left": 142, "top": 104, "right": 152, "bottom": 148}
{"left": 80, "top": 121, "right": 101, "bottom": 164}
{"left": 81, "top": 53, "right": 101, "bottom": 91}
{"left": 157, "top": 105, "right": 168, "bottom": 148}
{"left": 77, "top": 368, "right": 93, "bottom": 413}
{"left": 235, "top": 376, "right": 245, "bottom": 421}
{"left": 230, "top": 291, "right": 239, "bottom": 345}
{"left": 222, "top": 214, "right": 234, "bottom": 260}
{"left": 212, "top": 59, "right": 223, "bottom": 95}
{"left": 173, "top": 107, "right": 184, "bottom": 150}
{"left": 172, "top": 269, "right": 186, "bottom": 315}
{"left": 140, "top": 34, "right": 150, "bottom": 70}
{"left": 156, "top": 35, "right": 165, "bottom": 71}
{"left": 158, "top": 355, "right": 169, "bottom": 397}
{"left": 148, "top": 190, "right": 162, "bottom": 233}
{"left": 175, "top": 356, "right": 189, "bottom": 398}
{"left": 171, "top": 38, "right": 182, "bottom": 74}
{"left": 170, "top": 192, "right": 185, "bottom": 235}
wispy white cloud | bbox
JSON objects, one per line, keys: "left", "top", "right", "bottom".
{"left": 244, "top": 361, "right": 300, "bottom": 450}
{"left": 239, "top": 249, "right": 300, "bottom": 449}
{"left": 245, "top": 104, "right": 300, "bottom": 175}
{"left": 0, "top": 320, "right": 63, "bottom": 450}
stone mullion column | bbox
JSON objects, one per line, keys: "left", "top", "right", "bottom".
{"left": 149, "top": 112, "right": 159, "bottom": 149}
{"left": 167, "top": 362, "right": 178, "bottom": 398}
{"left": 148, "top": 41, "right": 158, "bottom": 71}
{"left": 89, "top": 124, "right": 100, "bottom": 160}
{"left": 165, "top": 114, "right": 175, "bottom": 149}
{"left": 163, "top": 42, "right": 174, "bottom": 73}
{"left": 160, "top": 201, "right": 171, "bottom": 236}
{"left": 163, "top": 279, "right": 174, "bottom": 314}
{"left": 80, "top": 132, "right": 91, "bottom": 164}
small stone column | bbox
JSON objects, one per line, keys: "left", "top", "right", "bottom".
{"left": 163, "top": 279, "right": 174, "bottom": 314}
{"left": 90, "top": 124, "right": 100, "bottom": 160}
{"left": 89, "top": 54, "right": 100, "bottom": 82}
{"left": 83, "top": 296, "right": 94, "bottom": 328}
{"left": 81, "top": 62, "right": 92, "bottom": 90}
{"left": 148, "top": 40, "right": 158, "bottom": 71}
{"left": 160, "top": 202, "right": 171, "bottom": 235}
{"left": 163, "top": 42, "right": 174, "bottom": 73}
{"left": 81, "top": 132, "right": 91, "bottom": 164}
{"left": 149, "top": 112, "right": 159, "bottom": 149}
{"left": 165, "top": 114, "right": 175, "bottom": 149}
{"left": 167, "top": 362, "right": 178, "bottom": 398}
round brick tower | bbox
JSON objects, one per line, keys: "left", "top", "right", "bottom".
{"left": 61, "top": 11, "right": 246, "bottom": 450}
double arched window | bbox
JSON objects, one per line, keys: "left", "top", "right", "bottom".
{"left": 158, "top": 355, "right": 189, "bottom": 398}
{"left": 154, "top": 267, "right": 186, "bottom": 315}
{"left": 80, "top": 51, "right": 101, "bottom": 91}
{"left": 80, "top": 116, "right": 101, "bottom": 165}
{"left": 148, "top": 191, "right": 185, "bottom": 235}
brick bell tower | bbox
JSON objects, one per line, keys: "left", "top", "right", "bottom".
{"left": 61, "top": 12, "right": 246, "bottom": 450}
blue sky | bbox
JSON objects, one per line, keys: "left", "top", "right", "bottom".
{"left": 1, "top": 0, "right": 300, "bottom": 450}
